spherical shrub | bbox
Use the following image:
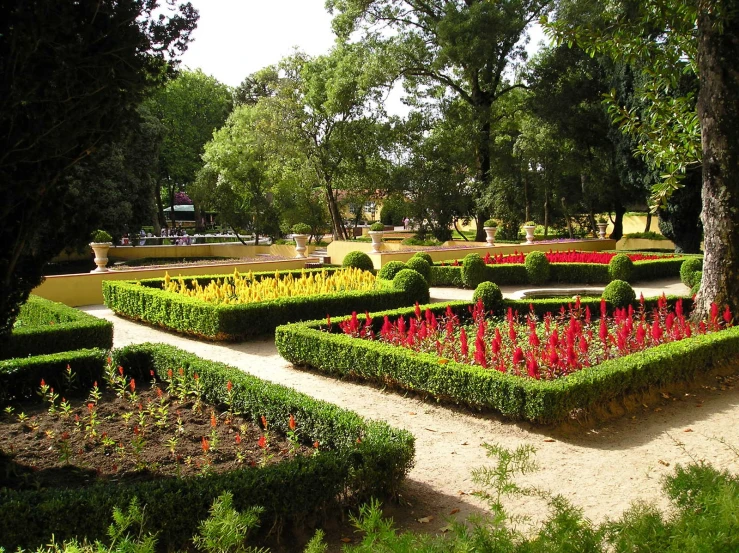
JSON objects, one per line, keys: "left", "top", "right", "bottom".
{"left": 342, "top": 251, "right": 374, "bottom": 272}
{"left": 603, "top": 279, "right": 636, "bottom": 307}
{"left": 461, "top": 253, "right": 487, "bottom": 288}
{"left": 524, "top": 251, "right": 550, "bottom": 285}
{"left": 291, "top": 223, "right": 311, "bottom": 235}
{"left": 369, "top": 222, "right": 385, "bottom": 232}
{"left": 472, "top": 281, "right": 503, "bottom": 312}
{"left": 690, "top": 271, "right": 702, "bottom": 295}
{"left": 608, "top": 253, "right": 633, "bottom": 282}
{"left": 405, "top": 256, "right": 431, "bottom": 281}
{"left": 378, "top": 261, "right": 406, "bottom": 280}
{"left": 680, "top": 258, "right": 703, "bottom": 286}
{"left": 411, "top": 251, "right": 433, "bottom": 265}
{"left": 393, "top": 268, "right": 430, "bottom": 304}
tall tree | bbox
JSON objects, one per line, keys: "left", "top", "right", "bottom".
{"left": 328, "top": 0, "right": 552, "bottom": 240}
{"left": 0, "top": 0, "right": 198, "bottom": 338}
{"left": 548, "top": 0, "right": 739, "bottom": 318}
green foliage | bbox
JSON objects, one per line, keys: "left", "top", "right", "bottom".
{"left": 391, "top": 269, "right": 430, "bottom": 304}
{"left": 400, "top": 235, "right": 441, "bottom": 247}
{"left": 379, "top": 197, "right": 410, "bottom": 226}
{"left": 342, "top": 251, "right": 374, "bottom": 272}
{"left": 193, "top": 493, "right": 266, "bottom": 553}
{"left": 472, "top": 282, "right": 503, "bottom": 313}
{"left": 276, "top": 296, "right": 735, "bottom": 424}
{"left": 369, "top": 222, "right": 385, "bottom": 232}
{"left": 404, "top": 257, "right": 430, "bottom": 281}
{"left": 524, "top": 221, "right": 536, "bottom": 227}
{"left": 0, "top": 343, "right": 414, "bottom": 551}
{"left": 377, "top": 261, "right": 406, "bottom": 281}
{"left": 625, "top": 231, "right": 667, "bottom": 240}
{"left": 1, "top": 296, "right": 113, "bottom": 361}
{"left": 524, "top": 251, "right": 550, "bottom": 285}
{"left": 291, "top": 223, "right": 312, "bottom": 235}
{"left": 90, "top": 230, "right": 112, "bottom": 243}
{"left": 483, "top": 219, "right": 499, "bottom": 228}
{"left": 549, "top": 263, "right": 610, "bottom": 284}
{"left": 608, "top": 253, "right": 634, "bottom": 281}
{"left": 680, "top": 258, "right": 704, "bottom": 286}
{"left": 411, "top": 252, "right": 433, "bottom": 265}
{"left": 691, "top": 272, "right": 702, "bottom": 295}
{"left": 602, "top": 280, "right": 636, "bottom": 307}
{"left": 461, "top": 254, "right": 487, "bottom": 289}
{"left": 103, "top": 270, "right": 417, "bottom": 341}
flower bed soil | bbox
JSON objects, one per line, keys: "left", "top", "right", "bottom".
{"left": 0, "top": 380, "right": 312, "bottom": 493}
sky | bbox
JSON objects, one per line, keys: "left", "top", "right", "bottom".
{"left": 179, "top": 0, "right": 548, "bottom": 100}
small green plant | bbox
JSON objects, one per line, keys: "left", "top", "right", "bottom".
{"left": 524, "top": 221, "right": 536, "bottom": 227}
{"left": 603, "top": 279, "right": 636, "bottom": 307}
{"left": 342, "top": 251, "right": 374, "bottom": 272}
{"left": 483, "top": 218, "right": 498, "bottom": 228}
{"left": 680, "top": 257, "right": 703, "bottom": 286}
{"left": 690, "top": 271, "right": 702, "bottom": 294}
{"left": 377, "top": 261, "right": 406, "bottom": 280}
{"left": 291, "top": 223, "right": 311, "bottom": 235}
{"left": 597, "top": 216, "right": 608, "bottom": 224}
{"left": 524, "top": 251, "right": 550, "bottom": 285}
{"left": 392, "top": 268, "right": 430, "bottom": 303}
{"left": 461, "top": 253, "right": 487, "bottom": 288}
{"left": 609, "top": 253, "right": 634, "bottom": 281}
{"left": 404, "top": 256, "right": 430, "bottom": 281}
{"left": 369, "top": 222, "right": 385, "bottom": 232}
{"left": 192, "top": 492, "right": 267, "bottom": 553}
{"left": 472, "top": 282, "right": 503, "bottom": 312}
{"left": 91, "top": 229, "right": 112, "bottom": 243}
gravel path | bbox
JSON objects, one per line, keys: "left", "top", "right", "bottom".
{"left": 81, "top": 279, "right": 739, "bottom": 548}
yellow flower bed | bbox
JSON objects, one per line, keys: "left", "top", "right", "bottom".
{"left": 162, "top": 268, "right": 377, "bottom": 305}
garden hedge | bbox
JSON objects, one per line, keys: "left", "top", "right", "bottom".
{"left": 1, "top": 296, "right": 113, "bottom": 360}
{"left": 428, "top": 257, "right": 691, "bottom": 287}
{"left": 274, "top": 295, "right": 735, "bottom": 425}
{"left": 0, "top": 343, "right": 415, "bottom": 551}
{"left": 102, "top": 268, "right": 422, "bottom": 341}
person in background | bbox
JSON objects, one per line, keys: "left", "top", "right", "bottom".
{"left": 139, "top": 228, "right": 146, "bottom": 246}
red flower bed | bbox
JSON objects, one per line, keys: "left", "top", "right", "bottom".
{"left": 439, "top": 250, "right": 671, "bottom": 266}
{"left": 331, "top": 297, "right": 732, "bottom": 381}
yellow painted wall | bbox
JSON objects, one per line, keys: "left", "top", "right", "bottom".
{"left": 33, "top": 258, "right": 317, "bottom": 307}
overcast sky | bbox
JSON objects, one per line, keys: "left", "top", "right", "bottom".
{"left": 179, "top": 0, "right": 548, "bottom": 98}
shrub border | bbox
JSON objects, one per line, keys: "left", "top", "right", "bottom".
{"left": 0, "top": 342, "right": 414, "bottom": 550}
{"left": 274, "top": 296, "right": 739, "bottom": 424}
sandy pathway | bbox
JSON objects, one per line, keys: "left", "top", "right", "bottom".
{"left": 81, "top": 280, "right": 739, "bottom": 547}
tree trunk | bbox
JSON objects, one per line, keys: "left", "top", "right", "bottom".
{"left": 543, "top": 182, "right": 550, "bottom": 237}
{"left": 523, "top": 170, "right": 531, "bottom": 223}
{"left": 561, "top": 197, "right": 574, "bottom": 239}
{"left": 155, "top": 181, "right": 166, "bottom": 230}
{"left": 644, "top": 211, "right": 652, "bottom": 233}
{"left": 693, "top": 6, "right": 739, "bottom": 319}
{"left": 609, "top": 203, "right": 626, "bottom": 241}
{"left": 325, "top": 182, "right": 348, "bottom": 241}
{"left": 473, "top": 97, "right": 492, "bottom": 242}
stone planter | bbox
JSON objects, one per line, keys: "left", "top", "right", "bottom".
{"left": 368, "top": 230, "right": 384, "bottom": 253}
{"left": 597, "top": 223, "right": 608, "bottom": 239}
{"left": 89, "top": 242, "right": 112, "bottom": 273}
{"left": 483, "top": 226, "right": 498, "bottom": 246}
{"left": 293, "top": 234, "right": 309, "bottom": 258}
{"left": 523, "top": 225, "right": 536, "bottom": 244}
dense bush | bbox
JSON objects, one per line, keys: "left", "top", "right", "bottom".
{"left": 369, "top": 222, "right": 385, "bottom": 232}
{"left": 603, "top": 280, "right": 636, "bottom": 307}
{"left": 1, "top": 296, "right": 113, "bottom": 361}
{"left": 377, "top": 261, "right": 406, "bottom": 280}
{"left": 691, "top": 272, "right": 702, "bottom": 295}
{"left": 90, "top": 229, "right": 112, "bottom": 243}
{"left": 609, "top": 253, "right": 634, "bottom": 281}
{"left": 524, "top": 251, "right": 550, "bottom": 285}
{"left": 392, "top": 269, "right": 430, "bottom": 304}
{"left": 472, "top": 282, "right": 503, "bottom": 312}
{"left": 461, "top": 253, "right": 487, "bottom": 288}
{"left": 291, "top": 223, "right": 311, "bottom": 235}
{"left": 405, "top": 256, "right": 431, "bottom": 281}
{"left": 342, "top": 251, "right": 374, "bottom": 272}
{"left": 411, "top": 251, "right": 433, "bottom": 265}
{"left": 680, "top": 258, "right": 703, "bottom": 286}
{"left": 0, "top": 343, "right": 415, "bottom": 551}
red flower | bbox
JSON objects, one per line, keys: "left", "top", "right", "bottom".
{"left": 87, "top": 403, "right": 94, "bottom": 411}
{"left": 235, "top": 433, "right": 241, "bottom": 444}
{"left": 193, "top": 373, "right": 199, "bottom": 381}
{"left": 289, "top": 414, "right": 296, "bottom": 431}
{"left": 129, "top": 379, "right": 135, "bottom": 392}
{"left": 258, "top": 435, "right": 266, "bottom": 449}
{"left": 261, "top": 415, "right": 268, "bottom": 429}
{"left": 40, "top": 378, "right": 45, "bottom": 387}
{"left": 118, "top": 365, "right": 124, "bottom": 376}
{"left": 167, "top": 369, "right": 173, "bottom": 379}
{"left": 313, "top": 441, "right": 320, "bottom": 449}
{"left": 210, "top": 413, "right": 217, "bottom": 428}
{"left": 201, "top": 436, "right": 210, "bottom": 452}
{"left": 227, "top": 381, "right": 233, "bottom": 392}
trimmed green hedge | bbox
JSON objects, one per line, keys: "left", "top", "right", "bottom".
{"left": 0, "top": 348, "right": 108, "bottom": 403}
{"left": 103, "top": 269, "right": 420, "bottom": 341}
{"left": 0, "top": 343, "right": 415, "bottom": 551}
{"left": 2, "top": 296, "right": 113, "bottom": 360}
{"left": 429, "top": 257, "right": 689, "bottom": 287}
{"left": 275, "top": 296, "right": 731, "bottom": 425}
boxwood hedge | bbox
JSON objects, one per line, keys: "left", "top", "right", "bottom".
{"left": 274, "top": 295, "right": 735, "bottom": 425}
{"left": 2, "top": 296, "right": 113, "bottom": 360}
{"left": 0, "top": 343, "right": 415, "bottom": 551}
{"left": 103, "top": 269, "right": 421, "bottom": 341}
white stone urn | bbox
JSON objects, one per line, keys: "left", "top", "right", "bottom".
{"left": 368, "top": 230, "right": 384, "bottom": 253}
{"left": 597, "top": 222, "right": 608, "bottom": 239}
{"left": 483, "top": 226, "right": 498, "bottom": 246}
{"left": 523, "top": 225, "right": 536, "bottom": 245}
{"left": 89, "top": 242, "right": 112, "bottom": 273}
{"left": 293, "top": 234, "right": 309, "bottom": 258}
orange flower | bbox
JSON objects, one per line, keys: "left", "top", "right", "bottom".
{"left": 261, "top": 415, "right": 268, "bottom": 429}
{"left": 235, "top": 433, "right": 241, "bottom": 444}
{"left": 129, "top": 379, "right": 135, "bottom": 392}
{"left": 210, "top": 412, "right": 217, "bottom": 428}
{"left": 313, "top": 441, "right": 319, "bottom": 449}
{"left": 156, "top": 388, "right": 163, "bottom": 398}
{"left": 167, "top": 369, "right": 173, "bottom": 379}
{"left": 118, "top": 366, "right": 124, "bottom": 375}
{"left": 193, "top": 373, "right": 199, "bottom": 381}
{"left": 289, "top": 414, "right": 296, "bottom": 431}
{"left": 258, "top": 435, "right": 266, "bottom": 449}
{"left": 226, "top": 381, "right": 232, "bottom": 392}
{"left": 201, "top": 436, "right": 210, "bottom": 452}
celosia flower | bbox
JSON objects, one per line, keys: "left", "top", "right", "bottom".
{"left": 289, "top": 414, "right": 296, "bottom": 431}
{"left": 258, "top": 435, "right": 266, "bottom": 449}
{"left": 201, "top": 436, "right": 210, "bottom": 452}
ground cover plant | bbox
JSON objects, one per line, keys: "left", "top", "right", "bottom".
{"left": 103, "top": 267, "right": 428, "bottom": 340}
{"left": 0, "top": 343, "right": 415, "bottom": 550}
{"left": 276, "top": 294, "right": 739, "bottom": 422}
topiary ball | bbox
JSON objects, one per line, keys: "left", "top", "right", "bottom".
{"left": 690, "top": 271, "right": 702, "bottom": 294}
{"left": 461, "top": 253, "right": 487, "bottom": 288}
{"left": 602, "top": 279, "right": 636, "bottom": 307}
{"left": 392, "top": 268, "right": 430, "bottom": 304}
{"left": 411, "top": 251, "right": 433, "bottom": 265}
{"left": 608, "top": 253, "right": 634, "bottom": 282}
{"left": 524, "top": 251, "right": 550, "bottom": 285}
{"left": 472, "top": 281, "right": 503, "bottom": 312}
{"left": 405, "top": 256, "right": 431, "bottom": 281}
{"left": 378, "top": 261, "right": 406, "bottom": 280}
{"left": 342, "top": 251, "right": 374, "bottom": 272}
{"left": 680, "top": 258, "right": 703, "bottom": 286}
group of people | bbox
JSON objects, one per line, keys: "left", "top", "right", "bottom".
{"left": 159, "top": 226, "right": 191, "bottom": 245}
